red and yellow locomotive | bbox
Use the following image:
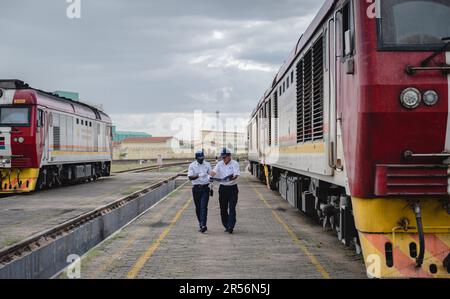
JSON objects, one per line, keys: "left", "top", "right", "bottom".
{"left": 248, "top": 0, "right": 450, "bottom": 278}
{"left": 0, "top": 80, "right": 112, "bottom": 193}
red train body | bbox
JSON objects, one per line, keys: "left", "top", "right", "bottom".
{"left": 0, "top": 80, "right": 112, "bottom": 193}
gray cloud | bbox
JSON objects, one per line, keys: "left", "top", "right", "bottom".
{"left": 0, "top": 0, "right": 324, "bottom": 134}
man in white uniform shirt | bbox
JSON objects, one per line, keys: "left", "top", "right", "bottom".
{"left": 188, "top": 150, "right": 212, "bottom": 233}
{"left": 210, "top": 148, "right": 240, "bottom": 234}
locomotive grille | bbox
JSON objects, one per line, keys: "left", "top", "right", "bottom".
{"left": 53, "top": 127, "right": 61, "bottom": 151}
{"left": 274, "top": 92, "right": 278, "bottom": 146}
{"left": 303, "top": 49, "right": 313, "bottom": 142}
{"left": 268, "top": 98, "right": 272, "bottom": 146}
{"left": 12, "top": 158, "right": 31, "bottom": 168}
{"left": 297, "top": 35, "right": 324, "bottom": 143}
{"left": 296, "top": 57, "right": 305, "bottom": 143}
{"left": 312, "top": 36, "right": 324, "bottom": 141}
{"left": 375, "top": 165, "right": 448, "bottom": 196}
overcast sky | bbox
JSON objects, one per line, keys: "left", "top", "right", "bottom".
{"left": 0, "top": 0, "right": 323, "bottom": 138}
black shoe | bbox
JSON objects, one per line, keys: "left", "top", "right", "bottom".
{"left": 224, "top": 228, "right": 229, "bottom": 232}
{"left": 228, "top": 228, "right": 234, "bottom": 234}
{"left": 201, "top": 226, "right": 207, "bottom": 233}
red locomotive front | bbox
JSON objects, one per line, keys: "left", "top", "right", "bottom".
{"left": 248, "top": 0, "right": 450, "bottom": 278}
{"left": 0, "top": 80, "right": 112, "bottom": 193}
{"left": 341, "top": 0, "right": 450, "bottom": 278}
{"left": 0, "top": 84, "right": 41, "bottom": 191}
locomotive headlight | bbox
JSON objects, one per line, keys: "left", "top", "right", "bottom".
{"left": 18, "top": 137, "right": 24, "bottom": 143}
{"left": 423, "top": 90, "right": 439, "bottom": 106}
{"left": 400, "top": 88, "right": 421, "bottom": 109}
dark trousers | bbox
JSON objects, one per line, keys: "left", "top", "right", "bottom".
{"left": 219, "top": 185, "right": 239, "bottom": 230}
{"left": 192, "top": 185, "right": 210, "bottom": 227}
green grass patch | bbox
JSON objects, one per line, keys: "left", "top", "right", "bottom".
{"left": 2, "top": 237, "right": 23, "bottom": 248}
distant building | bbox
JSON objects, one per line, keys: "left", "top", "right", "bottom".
{"left": 112, "top": 126, "right": 152, "bottom": 142}
{"left": 196, "top": 130, "right": 247, "bottom": 157}
{"left": 113, "top": 136, "right": 192, "bottom": 160}
{"left": 54, "top": 90, "right": 80, "bottom": 101}
{"left": 53, "top": 90, "right": 104, "bottom": 111}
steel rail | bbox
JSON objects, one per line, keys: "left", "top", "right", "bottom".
{"left": 113, "top": 161, "right": 193, "bottom": 174}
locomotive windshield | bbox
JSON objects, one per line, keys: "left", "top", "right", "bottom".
{"left": 379, "top": 0, "right": 450, "bottom": 50}
{"left": 0, "top": 107, "right": 30, "bottom": 126}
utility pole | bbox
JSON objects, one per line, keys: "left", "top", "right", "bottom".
{"left": 216, "top": 110, "right": 220, "bottom": 154}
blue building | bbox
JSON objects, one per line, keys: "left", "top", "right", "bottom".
{"left": 112, "top": 126, "right": 152, "bottom": 142}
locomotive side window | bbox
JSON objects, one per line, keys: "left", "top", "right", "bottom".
{"left": 37, "top": 109, "right": 44, "bottom": 128}
{"left": 342, "top": 0, "right": 355, "bottom": 57}
{"left": 379, "top": 0, "right": 450, "bottom": 50}
{"left": 0, "top": 107, "right": 30, "bottom": 126}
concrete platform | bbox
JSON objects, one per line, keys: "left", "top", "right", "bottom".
{"left": 0, "top": 172, "right": 184, "bottom": 251}
{"left": 70, "top": 174, "right": 366, "bottom": 279}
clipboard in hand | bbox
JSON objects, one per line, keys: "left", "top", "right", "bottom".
{"left": 210, "top": 175, "right": 234, "bottom": 183}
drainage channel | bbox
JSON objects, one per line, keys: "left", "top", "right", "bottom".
{"left": 0, "top": 172, "right": 188, "bottom": 279}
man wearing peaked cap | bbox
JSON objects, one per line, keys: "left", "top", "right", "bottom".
{"left": 188, "top": 150, "right": 212, "bottom": 233}
{"left": 210, "top": 148, "right": 241, "bottom": 234}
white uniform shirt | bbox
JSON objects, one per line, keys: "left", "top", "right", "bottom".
{"left": 188, "top": 161, "right": 212, "bottom": 185}
{"left": 213, "top": 160, "right": 240, "bottom": 186}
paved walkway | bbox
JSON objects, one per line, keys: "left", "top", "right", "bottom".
{"left": 72, "top": 174, "right": 366, "bottom": 279}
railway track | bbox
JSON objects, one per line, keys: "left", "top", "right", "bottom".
{"left": 114, "top": 160, "right": 215, "bottom": 174}
{"left": 0, "top": 171, "right": 188, "bottom": 269}
{"left": 114, "top": 161, "right": 192, "bottom": 174}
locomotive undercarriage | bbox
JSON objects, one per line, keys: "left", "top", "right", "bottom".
{"left": 250, "top": 162, "right": 361, "bottom": 255}
{"left": 36, "top": 162, "right": 111, "bottom": 190}
{"left": 0, "top": 162, "right": 112, "bottom": 193}
{"left": 251, "top": 161, "right": 450, "bottom": 278}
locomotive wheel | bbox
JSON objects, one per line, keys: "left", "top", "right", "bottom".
{"left": 36, "top": 171, "right": 46, "bottom": 190}
{"left": 269, "top": 172, "right": 278, "bottom": 191}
